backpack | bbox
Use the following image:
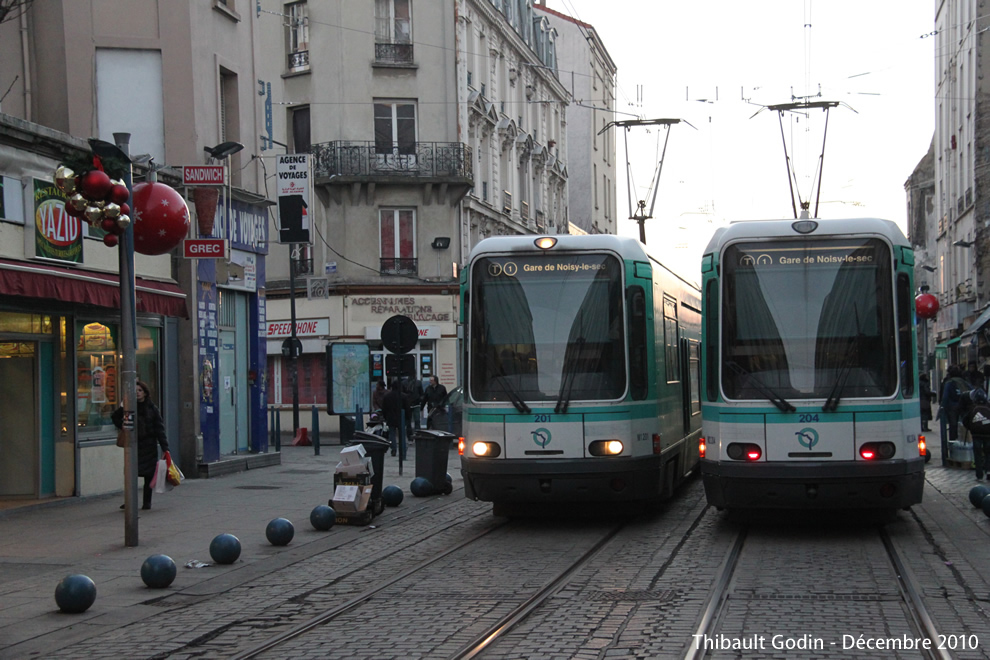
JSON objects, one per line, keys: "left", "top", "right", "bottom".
{"left": 964, "top": 403, "right": 990, "bottom": 435}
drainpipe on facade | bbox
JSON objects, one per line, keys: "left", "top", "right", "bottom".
{"left": 19, "top": 9, "right": 32, "bottom": 121}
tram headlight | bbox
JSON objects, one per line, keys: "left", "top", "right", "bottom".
{"left": 472, "top": 441, "right": 501, "bottom": 458}
{"left": 534, "top": 236, "right": 557, "bottom": 249}
{"left": 589, "top": 440, "right": 623, "bottom": 456}
{"left": 859, "top": 442, "right": 896, "bottom": 460}
{"left": 726, "top": 443, "right": 762, "bottom": 461}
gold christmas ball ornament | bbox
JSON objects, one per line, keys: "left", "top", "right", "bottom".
{"left": 68, "top": 193, "right": 88, "bottom": 212}
{"left": 54, "top": 166, "right": 77, "bottom": 194}
{"left": 103, "top": 203, "right": 121, "bottom": 219}
{"left": 116, "top": 214, "right": 131, "bottom": 229}
{"left": 84, "top": 205, "right": 105, "bottom": 224}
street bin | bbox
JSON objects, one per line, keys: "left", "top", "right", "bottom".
{"left": 339, "top": 414, "right": 356, "bottom": 445}
{"left": 413, "top": 429, "right": 455, "bottom": 495}
{"left": 351, "top": 431, "right": 390, "bottom": 515}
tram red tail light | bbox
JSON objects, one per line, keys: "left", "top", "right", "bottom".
{"left": 859, "top": 442, "right": 896, "bottom": 460}
{"left": 918, "top": 436, "right": 926, "bottom": 457}
{"left": 726, "top": 443, "right": 762, "bottom": 461}
{"left": 699, "top": 438, "right": 706, "bottom": 459}
{"left": 652, "top": 434, "right": 662, "bottom": 454}
{"left": 458, "top": 438, "right": 465, "bottom": 455}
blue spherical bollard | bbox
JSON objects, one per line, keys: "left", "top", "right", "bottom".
{"left": 410, "top": 476, "right": 434, "bottom": 497}
{"left": 140, "top": 554, "right": 177, "bottom": 589}
{"left": 209, "top": 533, "right": 242, "bottom": 564}
{"left": 382, "top": 485, "right": 404, "bottom": 507}
{"left": 55, "top": 574, "right": 97, "bottom": 613}
{"left": 446, "top": 473, "right": 453, "bottom": 484}
{"left": 310, "top": 505, "right": 336, "bottom": 531}
{"left": 970, "top": 484, "right": 990, "bottom": 508}
{"left": 982, "top": 495, "right": 990, "bottom": 518}
{"left": 265, "top": 518, "right": 295, "bottom": 546}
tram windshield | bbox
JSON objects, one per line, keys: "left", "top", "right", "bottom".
{"left": 470, "top": 253, "right": 626, "bottom": 404}
{"left": 721, "top": 237, "right": 896, "bottom": 401}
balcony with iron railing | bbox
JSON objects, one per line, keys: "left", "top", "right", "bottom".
{"left": 312, "top": 141, "right": 472, "bottom": 183}
{"left": 375, "top": 42, "right": 414, "bottom": 65}
{"left": 380, "top": 257, "right": 418, "bottom": 276}
{"left": 288, "top": 49, "right": 310, "bottom": 71}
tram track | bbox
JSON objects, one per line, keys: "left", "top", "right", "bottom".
{"left": 686, "top": 519, "right": 953, "bottom": 660}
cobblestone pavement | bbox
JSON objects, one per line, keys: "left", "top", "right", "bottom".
{"left": 5, "top": 428, "right": 990, "bottom": 659}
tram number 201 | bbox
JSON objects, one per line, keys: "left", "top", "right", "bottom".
{"left": 534, "top": 414, "right": 552, "bottom": 423}
{"left": 798, "top": 414, "right": 820, "bottom": 423}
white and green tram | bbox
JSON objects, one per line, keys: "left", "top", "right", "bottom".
{"left": 459, "top": 234, "right": 702, "bottom": 508}
{"left": 700, "top": 218, "right": 925, "bottom": 511}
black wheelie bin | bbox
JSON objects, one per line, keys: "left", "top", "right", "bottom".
{"left": 413, "top": 429, "right": 455, "bottom": 495}
{"left": 351, "top": 431, "right": 390, "bottom": 515}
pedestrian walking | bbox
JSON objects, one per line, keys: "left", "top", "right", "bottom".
{"left": 371, "top": 379, "right": 386, "bottom": 412}
{"left": 940, "top": 365, "right": 971, "bottom": 465}
{"left": 382, "top": 379, "right": 409, "bottom": 459}
{"left": 967, "top": 363, "right": 984, "bottom": 391}
{"left": 423, "top": 376, "right": 448, "bottom": 415}
{"left": 919, "top": 373, "right": 935, "bottom": 432}
{"left": 961, "top": 389, "right": 990, "bottom": 480}
{"left": 402, "top": 376, "right": 425, "bottom": 434}
{"left": 112, "top": 380, "right": 169, "bottom": 510}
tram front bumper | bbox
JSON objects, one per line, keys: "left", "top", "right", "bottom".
{"left": 461, "top": 455, "right": 664, "bottom": 503}
{"left": 700, "top": 458, "right": 925, "bottom": 510}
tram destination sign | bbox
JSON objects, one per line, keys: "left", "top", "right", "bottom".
{"left": 734, "top": 245, "right": 878, "bottom": 268}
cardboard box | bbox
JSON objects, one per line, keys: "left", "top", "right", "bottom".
{"left": 332, "top": 485, "right": 362, "bottom": 512}
{"left": 331, "top": 484, "right": 373, "bottom": 513}
{"left": 340, "top": 445, "right": 366, "bottom": 465}
{"left": 334, "top": 458, "right": 372, "bottom": 478}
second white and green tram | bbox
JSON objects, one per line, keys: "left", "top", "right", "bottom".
{"left": 699, "top": 218, "right": 926, "bottom": 511}
{"left": 459, "top": 235, "right": 702, "bottom": 508}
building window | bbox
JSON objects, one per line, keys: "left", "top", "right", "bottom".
{"left": 374, "top": 101, "right": 417, "bottom": 155}
{"left": 219, "top": 67, "right": 241, "bottom": 186}
{"left": 286, "top": 1, "right": 310, "bottom": 72}
{"left": 375, "top": 0, "right": 412, "bottom": 63}
{"left": 290, "top": 106, "right": 310, "bottom": 153}
{"left": 380, "top": 208, "right": 417, "bottom": 274}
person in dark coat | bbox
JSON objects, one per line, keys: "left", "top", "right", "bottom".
{"left": 423, "top": 376, "right": 448, "bottom": 415}
{"left": 919, "top": 373, "right": 935, "bottom": 432}
{"left": 112, "top": 380, "right": 169, "bottom": 509}
{"left": 961, "top": 389, "right": 990, "bottom": 480}
{"left": 371, "top": 379, "right": 387, "bottom": 412}
{"left": 381, "top": 379, "right": 409, "bottom": 459}
{"left": 402, "top": 376, "right": 425, "bottom": 433}
{"left": 967, "top": 363, "right": 985, "bottom": 392}
{"left": 940, "top": 365, "right": 970, "bottom": 465}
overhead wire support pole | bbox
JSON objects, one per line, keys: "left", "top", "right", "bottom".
{"left": 813, "top": 105, "right": 832, "bottom": 219}
{"left": 775, "top": 110, "right": 799, "bottom": 219}
{"left": 601, "top": 118, "right": 696, "bottom": 245}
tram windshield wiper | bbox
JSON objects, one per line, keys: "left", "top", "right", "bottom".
{"left": 725, "top": 360, "right": 796, "bottom": 413}
{"left": 822, "top": 338, "right": 859, "bottom": 413}
{"left": 554, "top": 337, "right": 585, "bottom": 414}
{"left": 483, "top": 323, "right": 531, "bottom": 414}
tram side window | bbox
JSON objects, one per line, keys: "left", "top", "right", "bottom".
{"left": 663, "top": 296, "right": 679, "bottom": 383}
{"left": 705, "top": 279, "right": 718, "bottom": 401}
{"left": 896, "top": 273, "right": 914, "bottom": 397}
{"left": 627, "top": 286, "right": 647, "bottom": 400}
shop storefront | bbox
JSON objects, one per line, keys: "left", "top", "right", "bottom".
{"left": 265, "top": 291, "right": 459, "bottom": 435}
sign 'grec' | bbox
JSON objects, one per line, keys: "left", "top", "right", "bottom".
{"left": 381, "top": 315, "right": 418, "bottom": 355}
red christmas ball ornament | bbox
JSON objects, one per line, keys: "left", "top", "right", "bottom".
{"left": 78, "top": 170, "right": 113, "bottom": 202}
{"left": 916, "top": 293, "right": 939, "bottom": 320}
{"left": 102, "top": 233, "right": 119, "bottom": 248}
{"left": 108, "top": 184, "right": 130, "bottom": 205}
{"left": 119, "top": 203, "right": 130, "bottom": 217}
{"left": 100, "top": 217, "right": 118, "bottom": 234}
{"left": 131, "top": 181, "right": 190, "bottom": 255}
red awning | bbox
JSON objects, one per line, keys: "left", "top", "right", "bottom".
{"left": 0, "top": 258, "right": 188, "bottom": 318}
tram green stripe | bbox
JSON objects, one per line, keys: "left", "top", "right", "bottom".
{"left": 701, "top": 406, "right": 911, "bottom": 422}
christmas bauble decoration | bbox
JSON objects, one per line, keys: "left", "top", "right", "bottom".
{"left": 100, "top": 217, "right": 118, "bottom": 234}
{"left": 64, "top": 202, "right": 86, "bottom": 219}
{"left": 116, "top": 214, "right": 131, "bottom": 229}
{"left": 916, "top": 293, "right": 939, "bottom": 320}
{"left": 119, "top": 203, "right": 130, "bottom": 217}
{"left": 84, "top": 205, "right": 104, "bottom": 225}
{"left": 131, "top": 182, "right": 189, "bottom": 255}
{"left": 108, "top": 183, "right": 130, "bottom": 205}
{"left": 103, "top": 203, "right": 121, "bottom": 219}
{"left": 68, "top": 193, "right": 88, "bottom": 213}
{"left": 103, "top": 233, "right": 119, "bottom": 248}
{"left": 54, "top": 166, "right": 77, "bottom": 194}
{"left": 78, "top": 170, "right": 113, "bottom": 201}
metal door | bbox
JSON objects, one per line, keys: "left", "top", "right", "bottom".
{"left": 219, "top": 329, "right": 237, "bottom": 455}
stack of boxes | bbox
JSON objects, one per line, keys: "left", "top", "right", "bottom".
{"left": 332, "top": 445, "right": 374, "bottom": 522}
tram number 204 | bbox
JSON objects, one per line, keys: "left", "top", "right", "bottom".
{"left": 798, "top": 414, "right": 820, "bottom": 423}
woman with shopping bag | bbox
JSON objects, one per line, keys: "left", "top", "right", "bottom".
{"left": 112, "top": 380, "right": 169, "bottom": 510}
